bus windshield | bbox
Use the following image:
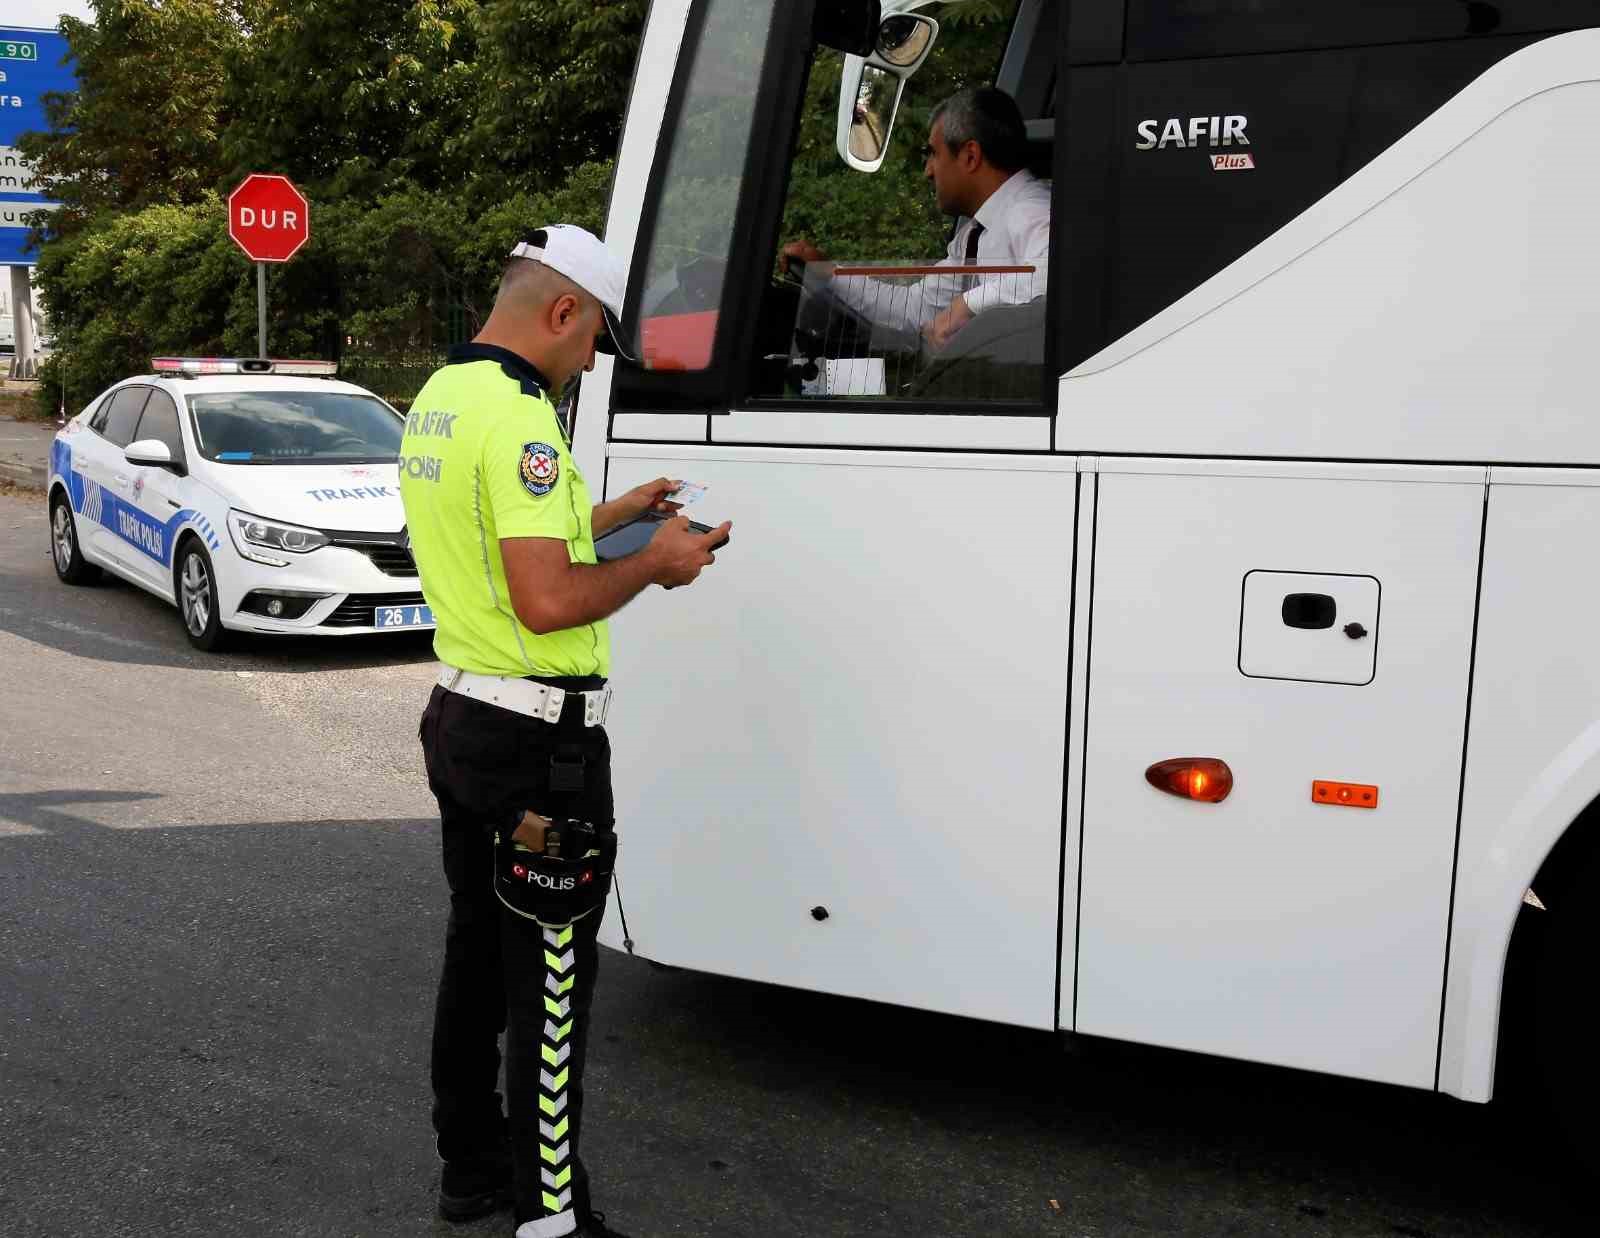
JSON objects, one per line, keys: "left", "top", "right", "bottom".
{"left": 768, "top": 1, "right": 1043, "bottom": 402}
{"left": 631, "top": 0, "right": 1046, "bottom": 404}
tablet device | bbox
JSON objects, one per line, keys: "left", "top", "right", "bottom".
{"left": 593, "top": 510, "right": 729, "bottom": 562}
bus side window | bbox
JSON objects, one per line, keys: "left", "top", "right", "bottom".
{"left": 1061, "top": 15, "right": 1577, "bottom": 370}
{"left": 752, "top": 0, "right": 1051, "bottom": 407}
{"left": 1126, "top": 0, "right": 1599, "bottom": 60}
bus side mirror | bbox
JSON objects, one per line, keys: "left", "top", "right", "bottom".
{"left": 836, "top": 13, "right": 939, "bottom": 173}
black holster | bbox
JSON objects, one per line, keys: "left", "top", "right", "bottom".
{"left": 493, "top": 819, "right": 617, "bottom": 927}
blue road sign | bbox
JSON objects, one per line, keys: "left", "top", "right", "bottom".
{"left": 1, "top": 27, "right": 75, "bottom": 265}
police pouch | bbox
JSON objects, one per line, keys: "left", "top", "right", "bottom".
{"left": 493, "top": 818, "right": 617, "bottom": 927}
{"left": 549, "top": 749, "right": 587, "bottom": 793}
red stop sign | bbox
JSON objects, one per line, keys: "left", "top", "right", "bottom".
{"left": 228, "top": 174, "right": 310, "bottom": 262}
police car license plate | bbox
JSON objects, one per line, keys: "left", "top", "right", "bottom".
{"left": 374, "top": 604, "right": 434, "bottom": 629}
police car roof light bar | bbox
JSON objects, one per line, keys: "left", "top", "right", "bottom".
{"left": 151, "top": 357, "right": 339, "bottom": 377}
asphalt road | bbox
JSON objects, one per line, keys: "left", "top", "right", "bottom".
{"left": 0, "top": 487, "right": 1583, "bottom": 1238}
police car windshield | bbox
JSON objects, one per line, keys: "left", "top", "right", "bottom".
{"left": 187, "top": 390, "right": 402, "bottom": 464}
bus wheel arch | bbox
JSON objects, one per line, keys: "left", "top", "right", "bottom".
{"left": 1495, "top": 795, "right": 1600, "bottom": 1163}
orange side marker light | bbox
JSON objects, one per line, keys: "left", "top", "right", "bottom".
{"left": 1312, "top": 780, "right": 1379, "bottom": 809}
{"left": 1145, "top": 758, "right": 1234, "bottom": 803}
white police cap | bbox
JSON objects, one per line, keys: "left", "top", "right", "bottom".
{"left": 509, "top": 224, "right": 639, "bottom": 363}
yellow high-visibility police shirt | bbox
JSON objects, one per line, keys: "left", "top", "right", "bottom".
{"left": 398, "top": 342, "right": 608, "bottom": 678}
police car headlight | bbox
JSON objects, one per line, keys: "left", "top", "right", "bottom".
{"left": 227, "top": 510, "right": 329, "bottom": 566}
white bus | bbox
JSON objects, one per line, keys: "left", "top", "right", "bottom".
{"left": 570, "top": 0, "right": 1600, "bottom": 1149}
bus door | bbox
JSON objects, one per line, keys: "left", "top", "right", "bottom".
{"left": 1073, "top": 461, "right": 1484, "bottom": 1089}
{"left": 605, "top": 444, "right": 1077, "bottom": 1029}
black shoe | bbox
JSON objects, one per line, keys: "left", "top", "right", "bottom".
{"left": 437, "top": 1152, "right": 513, "bottom": 1223}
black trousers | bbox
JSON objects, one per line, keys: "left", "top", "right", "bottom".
{"left": 419, "top": 683, "right": 614, "bottom": 1233}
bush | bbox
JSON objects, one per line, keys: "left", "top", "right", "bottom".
{"left": 338, "top": 351, "right": 446, "bottom": 409}
{"left": 35, "top": 157, "right": 621, "bottom": 418}
{"left": 33, "top": 197, "right": 273, "bottom": 414}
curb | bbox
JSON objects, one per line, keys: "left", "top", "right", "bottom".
{"left": 0, "top": 458, "right": 48, "bottom": 490}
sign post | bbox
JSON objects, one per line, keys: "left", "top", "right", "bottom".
{"left": 227, "top": 174, "right": 311, "bottom": 359}
{"left": 2, "top": 26, "right": 76, "bottom": 379}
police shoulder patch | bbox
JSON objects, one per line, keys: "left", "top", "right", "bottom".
{"left": 519, "top": 441, "right": 560, "bottom": 497}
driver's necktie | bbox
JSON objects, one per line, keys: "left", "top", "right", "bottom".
{"left": 960, "top": 221, "right": 985, "bottom": 293}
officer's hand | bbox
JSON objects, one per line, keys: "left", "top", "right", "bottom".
{"left": 780, "top": 239, "right": 827, "bottom": 275}
{"left": 623, "top": 476, "right": 683, "bottom": 518}
{"left": 647, "top": 517, "right": 732, "bottom": 589}
{"left": 512, "top": 810, "right": 551, "bottom": 852}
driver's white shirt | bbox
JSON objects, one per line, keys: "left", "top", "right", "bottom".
{"left": 826, "top": 169, "right": 1051, "bottom": 334}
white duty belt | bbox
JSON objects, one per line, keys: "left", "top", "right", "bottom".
{"left": 437, "top": 666, "right": 612, "bottom": 727}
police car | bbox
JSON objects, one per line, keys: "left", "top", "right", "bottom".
{"left": 46, "top": 358, "right": 432, "bottom": 651}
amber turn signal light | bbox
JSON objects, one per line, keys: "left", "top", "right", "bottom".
{"left": 1145, "top": 758, "right": 1234, "bottom": 803}
{"left": 1312, "top": 780, "right": 1378, "bottom": 809}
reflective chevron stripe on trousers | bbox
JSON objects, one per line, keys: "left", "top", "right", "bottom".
{"left": 537, "top": 926, "right": 577, "bottom": 1219}
{"left": 513, "top": 911, "right": 603, "bottom": 1238}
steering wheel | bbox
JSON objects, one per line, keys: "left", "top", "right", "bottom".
{"left": 790, "top": 273, "right": 895, "bottom": 364}
{"left": 779, "top": 255, "right": 808, "bottom": 288}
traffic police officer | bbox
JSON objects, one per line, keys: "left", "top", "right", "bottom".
{"left": 400, "top": 223, "right": 729, "bottom": 1238}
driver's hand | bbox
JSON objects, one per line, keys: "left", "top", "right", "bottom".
{"left": 923, "top": 295, "right": 974, "bottom": 351}
{"left": 781, "top": 239, "right": 827, "bottom": 275}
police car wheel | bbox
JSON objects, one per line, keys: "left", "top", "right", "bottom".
{"left": 50, "top": 491, "right": 101, "bottom": 585}
{"left": 176, "top": 540, "right": 229, "bottom": 651}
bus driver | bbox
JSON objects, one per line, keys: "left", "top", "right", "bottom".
{"left": 782, "top": 87, "right": 1051, "bottom": 351}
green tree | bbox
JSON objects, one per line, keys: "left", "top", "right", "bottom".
{"left": 221, "top": 0, "right": 482, "bottom": 199}
{"left": 34, "top": 155, "right": 623, "bottom": 414}
{"left": 17, "top": 0, "right": 241, "bottom": 226}
{"left": 20, "top": 0, "right": 709, "bottom": 416}
{"left": 34, "top": 198, "right": 263, "bottom": 407}
{"left": 459, "top": 1, "right": 646, "bottom": 196}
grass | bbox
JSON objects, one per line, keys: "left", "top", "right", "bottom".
{"left": 0, "top": 389, "right": 49, "bottom": 422}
